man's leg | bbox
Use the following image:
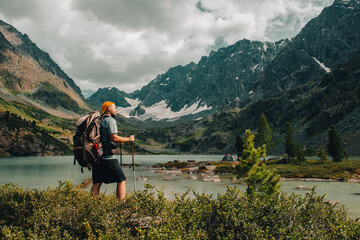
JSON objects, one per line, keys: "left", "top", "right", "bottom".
{"left": 116, "top": 180, "right": 126, "bottom": 200}
{"left": 91, "top": 182, "right": 102, "bottom": 196}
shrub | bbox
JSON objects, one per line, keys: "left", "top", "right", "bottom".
{"left": 0, "top": 182, "right": 359, "bottom": 239}
{"left": 317, "top": 146, "right": 328, "bottom": 162}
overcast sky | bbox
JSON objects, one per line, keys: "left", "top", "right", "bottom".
{"left": 0, "top": 0, "right": 334, "bottom": 94}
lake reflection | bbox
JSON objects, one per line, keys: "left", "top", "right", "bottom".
{"left": 0, "top": 155, "right": 359, "bottom": 218}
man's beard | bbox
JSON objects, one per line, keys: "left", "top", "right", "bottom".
{"left": 110, "top": 112, "right": 117, "bottom": 118}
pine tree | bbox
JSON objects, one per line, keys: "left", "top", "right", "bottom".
{"left": 317, "top": 146, "right": 327, "bottom": 162}
{"left": 284, "top": 122, "right": 297, "bottom": 160}
{"left": 236, "top": 130, "right": 261, "bottom": 177}
{"left": 255, "top": 113, "right": 272, "bottom": 149}
{"left": 296, "top": 143, "right": 305, "bottom": 165}
{"left": 235, "top": 134, "right": 244, "bottom": 160}
{"left": 327, "top": 125, "right": 344, "bottom": 162}
{"left": 236, "top": 130, "right": 280, "bottom": 195}
{"left": 5, "top": 111, "right": 10, "bottom": 120}
{"left": 344, "top": 150, "right": 349, "bottom": 161}
{"left": 246, "top": 163, "right": 281, "bottom": 195}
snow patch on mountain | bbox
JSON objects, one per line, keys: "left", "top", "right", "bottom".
{"left": 263, "top": 43, "right": 268, "bottom": 52}
{"left": 117, "top": 99, "right": 212, "bottom": 121}
{"left": 116, "top": 98, "right": 141, "bottom": 116}
{"left": 251, "top": 64, "right": 259, "bottom": 72}
{"left": 313, "top": 57, "right": 331, "bottom": 73}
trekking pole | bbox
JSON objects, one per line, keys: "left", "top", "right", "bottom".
{"left": 119, "top": 143, "right": 123, "bottom": 167}
{"left": 131, "top": 140, "right": 136, "bottom": 191}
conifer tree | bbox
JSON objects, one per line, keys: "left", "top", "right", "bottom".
{"left": 5, "top": 111, "right": 10, "bottom": 120}
{"left": 235, "top": 134, "right": 244, "bottom": 160}
{"left": 317, "top": 146, "right": 327, "bottom": 162}
{"left": 236, "top": 130, "right": 261, "bottom": 177}
{"left": 236, "top": 130, "right": 280, "bottom": 195}
{"left": 255, "top": 113, "right": 272, "bottom": 149}
{"left": 246, "top": 163, "right": 281, "bottom": 195}
{"left": 327, "top": 125, "right": 344, "bottom": 162}
{"left": 284, "top": 121, "right": 297, "bottom": 160}
{"left": 296, "top": 143, "right": 305, "bottom": 165}
{"left": 344, "top": 150, "right": 349, "bottom": 161}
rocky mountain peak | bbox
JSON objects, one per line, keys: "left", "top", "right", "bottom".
{"left": 0, "top": 20, "right": 24, "bottom": 46}
{"left": 86, "top": 87, "right": 130, "bottom": 109}
{"left": 0, "top": 20, "right": 90, "bottom": 118}
{"left": 252, "top": 0, "right": 360, "bottom": 101}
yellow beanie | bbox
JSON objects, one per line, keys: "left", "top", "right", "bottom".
{"left": 101, "top": 101, "right": 115, "bottom": 114}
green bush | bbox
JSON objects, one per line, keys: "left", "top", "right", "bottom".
{"left": 214, "top": 165, "right": 236, "bottom": 174}
{"left": 0, "top": 182, "right": 359, "bottom": 239}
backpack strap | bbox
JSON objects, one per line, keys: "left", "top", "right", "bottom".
{"left": 100, "top": 114, "right": 116, "bottom": 156}
{"left": 83, "top": 111, "right": 100, "bottom": 139}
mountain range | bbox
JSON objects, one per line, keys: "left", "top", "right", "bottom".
{"left": 114, "top": 0, "right": 360, "bottom": 155}
{"left": 88, "top": 0, "right": 360, "bottom": 125}
{"left": 88, "top": 38, "right": 290, "bottom": 122}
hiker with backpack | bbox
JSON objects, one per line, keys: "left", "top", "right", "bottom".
{"left": 90, "top": 101, "right": 135, "bottom": 200}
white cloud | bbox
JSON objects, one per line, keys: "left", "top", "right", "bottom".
{"left": 0, "top": 0, "right": 334, "bottom": 93}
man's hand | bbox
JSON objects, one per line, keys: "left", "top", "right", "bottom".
{"left": 110, "top": 134, "right": 135, "bottom": 143}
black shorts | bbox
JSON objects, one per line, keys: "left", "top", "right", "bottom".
{"left": 92, "top": 158, "right": 126, "bottom": 184}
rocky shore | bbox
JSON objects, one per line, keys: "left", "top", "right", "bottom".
{"left": 151, "top": 159, "right": 360, "bottom": 183}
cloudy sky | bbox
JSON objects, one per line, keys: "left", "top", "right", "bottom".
{"left": 0, "top": 0, "right": 334, "bottom": 95}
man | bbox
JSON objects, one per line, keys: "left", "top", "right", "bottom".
{"left": 91, "top": 101, "right": 135, "bottom": 200}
